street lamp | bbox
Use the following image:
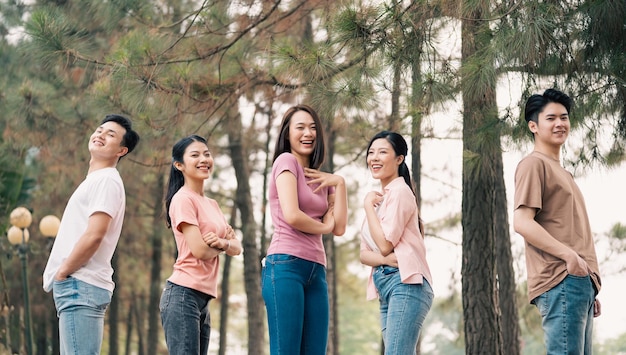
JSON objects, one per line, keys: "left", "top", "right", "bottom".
{"left": 39, "top": 215, "right": 60, "bottom": 247}
{"left": 5, "top": 208, "right": 60, "bottom": 355}
{"left": 7, "top": 207, "right": 33, "bottom": 355}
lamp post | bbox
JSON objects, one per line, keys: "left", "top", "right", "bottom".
{"left": 8, "top": 207, "right": 33, "bottom": 355}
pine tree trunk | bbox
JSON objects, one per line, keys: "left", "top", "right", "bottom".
{"left": 460, "top": 3, "right": 503, "bottom": 353}
{"left": 147, "top": 174, "right": 165, "bottom": 355}
{"left": 224, "top": 106, "right": 265, "bottom": 355}
{"left": 494, "top": 152, "right": 521, "bottom": 355}
{"left": 109, "top": 253, "right": 119, "bottom": 355}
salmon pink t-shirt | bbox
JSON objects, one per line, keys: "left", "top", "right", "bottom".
{"left": 167, "top": 186, "right": 229, "bottom": 297}
{"left": 266, "top": 153, "right": 334, "bottom": 266}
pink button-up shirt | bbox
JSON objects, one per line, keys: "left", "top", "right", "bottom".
{"left": 360, "top": 177, "right": 433, "bottom": 300}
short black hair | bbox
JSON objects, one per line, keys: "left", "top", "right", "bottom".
{"left": 524, "top": 88, "right": 573, "bottom": 123}
{"left": 100, "top": 114, "right": 140, "bottom": 157}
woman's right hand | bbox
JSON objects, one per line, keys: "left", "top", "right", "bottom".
{"left": 364, "top": 191, "right": 383, "bottom": 208}
{"left": 202, "top": 232, "right": 219, "bottom": 246}
{"left": 322, "top": 206, "right": 335, "bottom": 234}
{"left": 383, "top": 252, "right": 398, "bottom": 267}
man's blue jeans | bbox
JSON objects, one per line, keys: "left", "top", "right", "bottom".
{"left": 262, "top": 254, "right": 329, "bottom": 355}
{"left": 159, "top": 281, "right": 212, "bottom": 355}
{"left": 52, "top": 277, "right": 112, "bottom": 355}
{"left": 373, "top": 265, "right": 433, "bottom": 355}
{"left": 532, "top": 274, "right": 596, "bottom": 355}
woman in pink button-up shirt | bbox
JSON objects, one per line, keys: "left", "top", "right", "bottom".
{"left": 360, "top": 131, "right": 434, "bottom": 355}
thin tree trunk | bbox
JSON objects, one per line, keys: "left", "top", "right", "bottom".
{"left": 460, "top": 2, "right": 503, "bottom": 353}
{"left": 124, "top": 301, "right": 133, "bottom": 355}
{"left": 323, "top": 126, "right": 338, "bottom": 355}
{"left": 494, "top": 152, "right": 521, "bottom": 355}
{"left": 133, "top": 293, "right": 145, "bottom": 355}
{"left": 147, "top": 174, "right": 165, "bottom": 355}
{"left": 218, "top": 206, "right": 237, "bottom": 355}
{"left": 410, "top": 40, "right": 426, "bottom": 355}
{"left": 224, "top": 106, "right": 265, "bottom": 355}
{"left": 389, "top": 60, "right": 402, "bottom": 131}
{"left": 109, "top": 253, "right": 119, "bottom": 355}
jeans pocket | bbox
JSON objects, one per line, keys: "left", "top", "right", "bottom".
{"left": 265, "top": 253, "right": 298, "bottom": 265}
{"left": 534, "top": 294, "right": 545, "bottom": 317}
{"left": 159, "top": 282, "right": 173, "bottom": 312}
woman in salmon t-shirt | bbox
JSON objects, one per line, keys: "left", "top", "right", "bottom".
{"left": 160, "top": 135, "right": 242, "bottom": 355}
{"left": 360, "top": 131, "right": 433, "bottom": 355}
{"left": 262, "top": 105, "right": 348, "bottom": 355}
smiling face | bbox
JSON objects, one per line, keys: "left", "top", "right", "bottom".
{"left": 288, "top": 110, "right": 317, "bottom": 165}
{"left": 175, "top": 141, "right": 214, "bottom": 182}
{"left": 529, "top": 102, "right": 570, "bottom": 150}
{"left": 88, "top": 121, "right": 128, "bottom": 161}
{"left": 367, "top": 138, "right": 403, "bottom": 187}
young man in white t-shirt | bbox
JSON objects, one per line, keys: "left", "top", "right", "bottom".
{"left": 43, "top": 114, "right": 139, "bottom": 354}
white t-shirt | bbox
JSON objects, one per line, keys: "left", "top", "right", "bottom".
{"left": 43, "top": 167, "right": 125, "bottom": 292}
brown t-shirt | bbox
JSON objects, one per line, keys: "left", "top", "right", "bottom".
{"left": 514, "top": 151, "right": 601, "bottom": 302}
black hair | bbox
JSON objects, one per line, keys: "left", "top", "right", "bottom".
{"left": 272, "top": 104, "right": 325, "bottom": 169}
{"left": 164, "top": 135, "right": 208, "bottom": 228}
{"left": 524, "top": 88, "right": 573, "bottom": 123}
{"left": 100, "top": 114, "right": 140, "bottom": 159}
{"left": 365, "top": 131, "right": 415, "bottom": 195}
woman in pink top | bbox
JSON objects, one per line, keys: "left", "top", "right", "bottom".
{"left": 360, "top": 131, "right": 433, "bottom": 355}
{"left": 160, "top": 135, "right": 242, "bottom": 355}
{"left": 262, "top": 105, "right": 348, "bottom": 355}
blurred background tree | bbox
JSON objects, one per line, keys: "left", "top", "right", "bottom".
{"left": 0, "top": 0, "right": 624, "bottom": 354}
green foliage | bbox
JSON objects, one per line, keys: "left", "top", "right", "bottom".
{"left": 0, "top": 146, "right": 34, "bottom": 230}
{"left": 0, "top": 0, "right": 624, "bottom": 353}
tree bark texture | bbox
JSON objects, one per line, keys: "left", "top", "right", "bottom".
{"left": 461, "top": 3, "right": 503, "bottom": 354}
{"left": 147, "top": 173, "right": 165, "bottom": 355}
{"left": 494, "top": 151, "right": 521, "bottom": 355}
{"left": 225, "top": 108, "right": 265, "bottom": 355}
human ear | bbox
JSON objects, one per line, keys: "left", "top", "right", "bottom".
{"left": 528, "top": 121, "right": 538, "bottom": 134}
{"left": 117, "top": 146, "right": 129, "bottom": 157}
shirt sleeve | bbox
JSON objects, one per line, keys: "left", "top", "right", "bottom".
{"left": 380, "top": 188, "right": 417, "bottom": 246}
{"left": 514, "top": 157, "right": 544, "bottom": 212}
{"left": 170, "top": 193, "right": 199, "bottom": 233}
{"left": 88, "top": 175, "right": 124, "bottom": 218}
{"left": 273, "top": 153, "right": 300, "bottom": 180}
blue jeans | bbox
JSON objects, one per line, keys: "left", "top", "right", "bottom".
{"left": 532, "top": 274, "right": 596, "bottom": 355}
{"left": 373, "top": 265, "right": 433, "bottom": 355}
{"left": 159, "top": 281, "right": 212, "bottom": 355}
{"left": 261, "top": 254, "right": 329, "bottom": 355}
{"left": 52, "top": 277, "right": 112, "bottom": 355}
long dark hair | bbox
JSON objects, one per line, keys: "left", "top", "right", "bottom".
{"left": 365, "top": 131, "right": 415, "bottom": 195}
{"left": 366, "top": 130, "right": 425, "bottom": 234}
{"left": 164, "top": 135, "right": 208, "bottom": 228}
{"left": 272, "top": 104, "right": 325, "bottom": 169}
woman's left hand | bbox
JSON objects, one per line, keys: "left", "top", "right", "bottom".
{"left": 304, "top": 168, "right": 344, "bottom": 193}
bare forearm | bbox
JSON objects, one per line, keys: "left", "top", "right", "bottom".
{"left": 514, "top": 210, "right": 575, "bottom": 261}
{"left": 331, "top": 183, "right": 348, "bottom": 236}
{"left": 284, "top": 210, "right": 333, "bottom": 235}
{"left": 364, "top": 206, "right": 393, "bottom": 255}
{"left": 360, "top": 249, "right": 386, "bottom": 267}
{"left": 56, "top": 233, "right": 103, "bottom": 279}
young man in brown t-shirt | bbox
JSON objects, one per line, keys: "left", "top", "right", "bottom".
{"left": 514, "top": 88, "right": 601, "bottom": 354}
